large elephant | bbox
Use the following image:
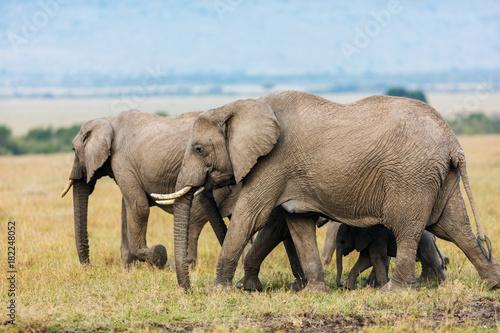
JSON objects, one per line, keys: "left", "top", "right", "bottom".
{"left": 335, "top": 225, "right": 447, "bottom": 289}
{"left": 156, "top": 90, "right": 500, "bottom": 292}
{"left": 61, "top": 110, "right": 238, "bottom": 269}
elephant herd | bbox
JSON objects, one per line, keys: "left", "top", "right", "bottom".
{"left": 62, "top": 90, "right": 500, "bottom": 292}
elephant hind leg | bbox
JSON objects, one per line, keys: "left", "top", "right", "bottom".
{"left": 124, "top": 190, "right": 167, "bottom": 269}
{"left": 285, "top": 213, "right": 329, "bottom": 292}
{"left": 381, "top": 195, "right": 430, "bottom": 291}
{"left": 428, "top": 188, "right": 500, "bottom": 289}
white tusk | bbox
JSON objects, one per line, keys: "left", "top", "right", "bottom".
{"left": 61, "top": 179, "right": 75, "bottom": 198}
{"left": 193, "top": 186, "right": 205, "bottom": 198}
{"left": 156, "top": 199, "right": 175, "bottom": 205}
{"left": 150, "top": 186, "right": 192, "bottom": 200}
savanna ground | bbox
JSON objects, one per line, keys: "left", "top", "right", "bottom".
{"left": 1, "top": 135, "right": 500, "bottom": 332}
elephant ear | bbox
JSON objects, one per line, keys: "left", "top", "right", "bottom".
{"left": 354, "top": 228, "right": 374, "bottom": 252}
{"left": 222, "top": 99, "right": 280, "bottom": 183}
{"left": 71, "top": 119, "right": 113, "bottom": 183}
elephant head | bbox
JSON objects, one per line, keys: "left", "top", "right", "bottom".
{"left": 61, "top": 118, "right": 113, "bottom": 265}
{"left": 335, "top": 225, "right": 373, "bottom": 287}
{"left": 164, "top": 99, "right": 280, "bottom": 289}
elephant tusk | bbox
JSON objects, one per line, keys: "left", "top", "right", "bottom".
{"left": 156, "top": 199, "right": 176, "bottom": 205}
{"left": 193, "top": 186, "right": 205, "bottom": 198}
{"left": 61, "top": 179, "right": 75, "bottom": 198}
{"left": 150, "top": 186, "right": 192, "bottom": 200}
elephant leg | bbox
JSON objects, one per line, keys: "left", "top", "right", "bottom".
{"left": 125, "top": 191, "right": 167, "bottom": 269}
{"left": 365, "top": 257, "right": 391, "bottom": 287}
{"left": 428, "top": 188, "right": 500, "bottom": 289}
{"left": 285, "top": 213, "right": 329, "bottom": 292}
{"left": 345, "top": 250, "right": 372, "bottom": 290}
{"left": 417, "top": 231, "right": 446, "bottom": 283}
{"left": 369, "top": 241, "right": 390, "bottom": 287}
{"left": 322, "top": 222, "right": 341, "bottom": 266}
{"left": 284, "top": 236, "right": 307, "bottom": 291}
{"left": 381, "top": 232, "right": 422, "bottom": 292}
{"left": 235, "top": 210, "right": 289, "bottom": 291}
{"left": 120, "top": 198, "right": 137, "bottom": 267}
{"left": 212, "top": 196, "right": 276, "bottom": 289}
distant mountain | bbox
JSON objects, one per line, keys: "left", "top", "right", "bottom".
{"left": 1, "top": 0, "right": 499, "bottom": 92}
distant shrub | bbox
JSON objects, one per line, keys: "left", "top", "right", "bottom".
{"left": 0, "top": 124, "right": 80, "bottom": 155}
{"left": 386, "top": 87, "right": 428, "bottom": 103}
{"left": 446, "top": 112, "right": 500, "bottom": 135}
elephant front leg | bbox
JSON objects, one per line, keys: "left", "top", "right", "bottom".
{"left": 285, "top": 213, "right": 329, "bottom": 293}
{"left": 125, "top": 194, "right": 167, "bottom": 269}
{"left": 369, "top": 243, "right": 390, "bottom": 288}
{"left": 120, "top": 198, "right": 137, "bottom": 267}
{"left": 212, "top": 198, "right": 276, "bottom": 291}
{"left": 236, "top": 210, "right": 289, "bottom": 291}
{"left": 345, "top": 250, "right": 372, "bottom": 289}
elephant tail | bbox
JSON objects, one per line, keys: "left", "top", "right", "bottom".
{"left": 451, "top": 150, "right": 492, "bottom": 260}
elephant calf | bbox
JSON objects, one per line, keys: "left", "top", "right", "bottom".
{"left": 336, "top": 224, "right": 448, "bottom": 290}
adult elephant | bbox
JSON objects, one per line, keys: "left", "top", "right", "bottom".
{"left": 61, "top": 110, "right": 237, "bottom": 268}
{"left": 155, "top": 90, "right": 500, "bottom": 292}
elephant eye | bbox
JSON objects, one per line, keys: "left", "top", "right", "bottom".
{"left": 195, "top": 145, "right": 204, "bottom": 155}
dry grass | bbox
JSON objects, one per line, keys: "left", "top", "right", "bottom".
{"left": 1, "top": 135, "right": 500, "bottom": 332}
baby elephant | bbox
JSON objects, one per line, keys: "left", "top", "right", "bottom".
{"left": 336, "top": 225, "right": 448, "bottom": 289}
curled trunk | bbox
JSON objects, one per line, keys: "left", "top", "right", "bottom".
{"left": 336, "top": 249, "right": 343, "bottom": 287}
{"left": 73, "top": 180, "right": 91, "bottom": 265}
{"left": 198, "top": 190, "right": 227, "bottom": 246}
{"left": 173, "top": 191, "right": 194, "bottom": 290}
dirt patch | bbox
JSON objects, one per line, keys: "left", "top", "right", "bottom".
{"left": 7, "top": 298, "right": 499, "bottom": 332}
{"left": 426, "top": 297, "right": 500, "bottom": 329}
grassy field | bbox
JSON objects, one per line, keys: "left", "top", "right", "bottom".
{"left": 1, "top": 135, "right": 500, "bottom": 332}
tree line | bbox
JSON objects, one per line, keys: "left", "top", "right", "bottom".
{"left": 1, "top": 93, "right": 499, "bottom": 155}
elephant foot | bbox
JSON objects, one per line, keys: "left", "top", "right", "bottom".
{"left": 380, "top": 279, "right": 416, "bottom": 292}
{"left": 302, "top": 282, "right": 330, "bottom": 293}
{"left": 484, "top": 277, "right": 500, "bottom": 290}
{"left": 146, "top": 244, "right": 168, "bottom": 269}
{"left": 417, "top": 269, "right": 446, "bottom": 284}
{"left": 291, "top": 277, "right": 307, "bottom": 291}
{"left": 235, "top": 274, "right": 263, "bottom": 291}
{"left": 342, "top": 280, "right": 355, "bottom": 290}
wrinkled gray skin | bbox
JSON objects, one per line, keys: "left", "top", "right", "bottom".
{"left": 170, "top": 90, "right": 500, "bottom": 292}
{"left": 335, "top": 225, "right": 447, "bottom": 289}
{"left": 67, "top": 110, "right": 238, "bottom": 269}
{"left": 235, "top": 209, "right": 313, "bottom": 292}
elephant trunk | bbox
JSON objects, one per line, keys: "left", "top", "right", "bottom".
{"left": 198, "top": 190, "right": 227, "bottom": 246}
{"left": 173, "top": 190, "right": 194, "bottom": 290}
{"left": 73, "top": 180, "right": 91, "bottom": 265}
{"left": 336, "top": 249, "right": 343, "bottom": 287}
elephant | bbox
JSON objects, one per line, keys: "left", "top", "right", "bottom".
{"left": 335, "top": 224, "right": 447, "bottom": 289}
{"left": 154, "top": 90, "right": 500, "bottom": 292}
{"left": 61, "top": 110, "right": 239, "bottom": 269}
